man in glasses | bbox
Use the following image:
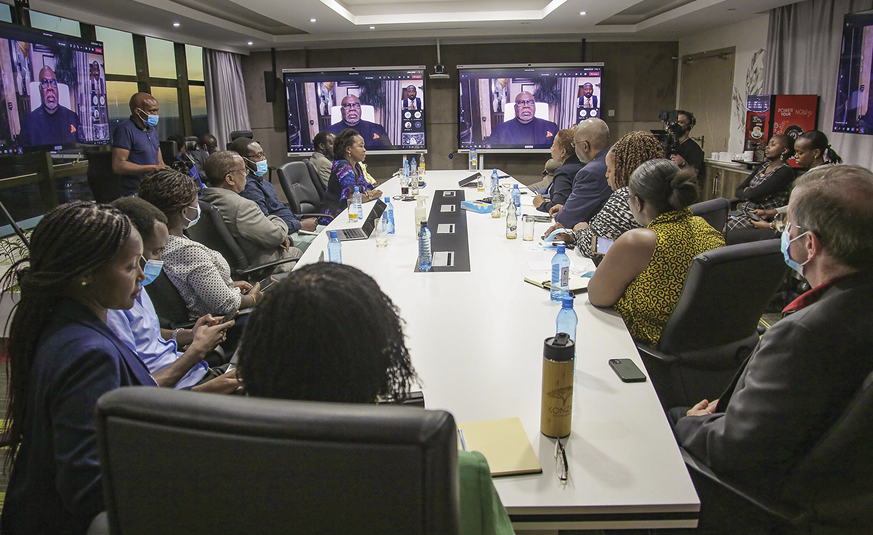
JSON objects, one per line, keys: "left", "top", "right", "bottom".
{"left": 488, "top": 91, "right": 559, "bottom": 148}
{"left": 673, "top": 165, "right": 873, "bottom": 530}
{"left": 326, "top": 94, "right": 391, "bottom": 148}
{"left": 18, "top": 66, "right": 82, "bottom": 147}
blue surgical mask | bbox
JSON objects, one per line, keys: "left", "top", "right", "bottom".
{"left": 183, "top": 203, "right": 201, "bottom": 229}
{"left": 137, "top": 108, "right": 159, "bottom": 127}
{"left": 141, "top": 258, "right": 164, "bottom": 287}
{"left": 254, "top": 159, "right": 268, "bottom": 177}
{"left": 780, "top": 228, "right": 810, "bottom": 275}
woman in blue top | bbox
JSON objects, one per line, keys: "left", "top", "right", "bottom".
{"left": 320, "top": 128, "right": 382, "bottom": 224}
{"left": 1, "top": 202, "right": 157, "bottom": 535}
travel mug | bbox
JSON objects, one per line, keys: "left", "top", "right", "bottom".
{"left": 541, "top": 333, "right": 575, "bottom": 438}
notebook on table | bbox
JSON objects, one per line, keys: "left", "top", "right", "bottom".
{"left": 457, "top": 417, "right": 542, "bottom": 477}
{"left": 337, "top": 200, "right": 387, "bottom": 241}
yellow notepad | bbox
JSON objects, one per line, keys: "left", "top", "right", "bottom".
{"left": 457, "top": 417, "right": 542, "bottom": 477}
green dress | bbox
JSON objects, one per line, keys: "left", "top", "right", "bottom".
{"left": 614, "top": 208, "right": 725, "bottom": 347}
{"left": 459, "top": 450, "right": 515, "bottom": 535}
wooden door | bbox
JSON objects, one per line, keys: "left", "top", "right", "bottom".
{"left": 679, "top": 48, "right": 736, "bottom": 155}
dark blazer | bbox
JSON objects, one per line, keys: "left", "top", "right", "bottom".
{"left": 402, "top": 97, "right": 422, "bottom": 110}
{"left": 554, "top": 149, "right": 612, "bottom": 228}
{"left": 674, "top": 271, "right": 873, "bottom": 497}
{"left": 537, "top": 154, "right": 584, "bottom": 213}
{"left": 1, "top": 299, "right": 156, "bottom": 535}
{"left": 578, "top": 95, "right": 598, "bottom": 108}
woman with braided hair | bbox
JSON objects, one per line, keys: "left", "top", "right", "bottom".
{"left": 553, "top": 131, "right": 665, "bottom": 258}
{"left": 1, "top": 201, "right": 157, "bottom": 534}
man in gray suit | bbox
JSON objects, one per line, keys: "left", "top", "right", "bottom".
{"left": 200, "top": 151, "right": 302, "bottom": 273}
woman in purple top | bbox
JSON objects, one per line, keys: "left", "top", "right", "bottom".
{"left": 320, "top": 129, "right": 382, "bottom": 224}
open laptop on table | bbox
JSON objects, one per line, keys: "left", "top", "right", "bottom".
{"left": 337, "top": 199, "right": 387, "bottom": 241}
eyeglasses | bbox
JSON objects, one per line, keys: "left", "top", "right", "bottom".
{"left": 40, "top": 79, "right": 58, "bottom": 89}
{"left": 516, "top": 99, "right": 536, "bottom": 108}
{"left": 554, "top": 438, "right": 568, "bottom": 483}
{"left": 773, "top": 214, "right": 800, "bottom": 233}
{"left": 342, "top": 103, "right": 362, "bottom": 110}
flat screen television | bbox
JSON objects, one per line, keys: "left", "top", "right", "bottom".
{"left": 283, "top": 66, "right": 426, "bottom": 155}
{"left": 458, "top": 63, "right": 603, "bottom": 152}
{"left": 833, "top": 10, "right": 873, "bottom": 134}
{"left": 0, "top": 21, "right": 109, "bottom": 153}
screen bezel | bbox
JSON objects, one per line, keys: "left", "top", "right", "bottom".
{"left": 457, "top": 62, "right": 604, "bottom": 154}
{"left": 282, "top": 65, "right": 427, "bottom": 156}
{"left": 832, "top": 10, "right": 873, "bottom": 135}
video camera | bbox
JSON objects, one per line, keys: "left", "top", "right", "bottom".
{"left": 651, "top": 110, "right": 684, "bottom": 158}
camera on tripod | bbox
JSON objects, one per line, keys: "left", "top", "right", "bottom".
{"left": 649, "top": 110, "right": 683, "bottom": 158}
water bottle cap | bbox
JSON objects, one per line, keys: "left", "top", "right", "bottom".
{"left": 562, "top": 297, "right": 574, "bottom": 308}
{"left": 420, "top": 220, "right": 427, "bottom": 226}
{"left": 329, "top": 230, "right": 338, "bottom": 238}
{"left": 354, "top": 186, "right": 360, "bottom": 192}
{"left": 557, "top": 244, "right": 566, "bottom": 254}
{"left": 544, "top": 333, "right": 575, "bottom": 362}
{"left": 384, "top": 196, "right": 389, "bottom": 202}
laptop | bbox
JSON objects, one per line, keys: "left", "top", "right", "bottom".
{"left": 337, "top": 199, "right": 387, "bottom": 241}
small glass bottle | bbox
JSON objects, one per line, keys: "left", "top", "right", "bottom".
{"left": 506, "top": 205, "right": 517, "bottom": 239}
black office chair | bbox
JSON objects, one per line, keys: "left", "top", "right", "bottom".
{"left": 159, "top": 140, "right": 178, "bottom": 164}
{"left": 185, "top": 200, "right": 298, "bottom": 280}
{"left": 690, "top": 197, "right": 730, "bottom": 233}
{"left": 276, "top": 161, "right": 333, "bottom": 220}
{"left": 226, "top": 130, "right": 253, "bottom": 149}
{"left": 637, "top": 240, "right": 788, "bottom": 409}
{"left": 85, "top": 151, "right": 122, "bottom": 204}
{"left": 94, "top": 387, "right": 460, "bottom": 535}
{"left": 147, "top": 271, "right": 195, "bottom": 329}
{"left": 680, "top": 368, "right": 873, "bottom": 534}
{"left": 305, "top": 158, "right": 327, "bottom": 197}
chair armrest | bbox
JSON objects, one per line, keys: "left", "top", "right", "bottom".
{"left": 297, "top": 213, "right": 332, "bottom": 220}
{"left": 636, "top": 342, "right": 681, "bottom": 364}
{"left": 237, "top": 257, "right": 299, "bottom": 277}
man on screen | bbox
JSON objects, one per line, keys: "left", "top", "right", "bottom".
{"left": 18, "top": 66, "right": 82, "bottom": 147}
{"left": 326, "top": 94, "right": 391, "bottom": 148}
{"left": 578, "top": 83, "right": 598, "bottom": 109}
{"left": 402, "top": 85, "right": 422, "bottom": 110}
{"left": 488, "top": 91, "right": 559, "bottom": 147}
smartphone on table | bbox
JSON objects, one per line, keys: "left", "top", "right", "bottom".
{"left": 609, "top": 359, "right": 647, "bottom": 383}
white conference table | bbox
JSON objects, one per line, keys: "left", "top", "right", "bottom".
{"left": 294, "top": 170, "right": 699, "bottom": 532}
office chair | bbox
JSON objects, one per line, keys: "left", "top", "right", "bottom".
{"left": 85, "top": 151, "right": 122, "bottom": 204}
{"left": 305, "top": 159, "right": 327, "bottom": 197}
{"left": 690, "top": 197, "right": 730, "bottom": 232}
{"left": 185, "top": 200, "right": 298, "bottom": 280}
{"left": 94, "top": 387, "right": 461, "bottom": 535}
{"left": 146, "top": 271, "right": 195, "bottom": 330}
{"left": 159, "top": 140, "right": 178, "bottom": 164}
{"left": 276, "top": 161, "right": 333, "bottom": 220}
{"left": 225, "top": 130, "right": 253, "bottom": 150}
{"left": 680, "top": 367, "right": 873, "bottom": 534}
{"left": 637, "top": 240, "right": 788, "bottom": 409}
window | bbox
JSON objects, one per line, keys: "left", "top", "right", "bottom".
{"left": 95, "top": 26, "right": 137, "bottom": 77}
{"left": 146, "top": 37, "right": 176, "bottom": 79}
{"left": 186, "top": 44, "right": 203, "bottom": 81}
{"left": 190, "top": 85, "right": 208, "bottom": 135}
{"left": 0, "top": 5, "right": 11, "bottom": 24}
{"left": 149, "top": 86, "right": 180, "bottom": 139}
{"left": 106, "top": 81, "right": 139, "bottom": 132}
{"left": 29, "top": 11, "right": 81, "bottom": 37}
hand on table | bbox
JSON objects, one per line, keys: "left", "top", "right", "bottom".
{"left": 548, "top": 204, "right": 564, "bottom": 218}
{"left": 532, "top": 194, "right": 545, "bottom": 208}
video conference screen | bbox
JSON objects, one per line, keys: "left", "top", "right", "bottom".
{"left": 458, "top": 63, "right": 603, "bottom": 151}
{"left": 0, "top": 21, "right": 109, "bottom": 153}
{"left": 283, "top": 66, "right": 427, "bottom": 154}
{"left": 833, "top": 11, "right": 873, "bottom": 135}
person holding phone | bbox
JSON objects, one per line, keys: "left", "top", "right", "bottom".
{"left": 587, "top": 159, "right": 724, "bottom": 346}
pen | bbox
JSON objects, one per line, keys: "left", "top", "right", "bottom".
{"left": 458, "top": 429, "right": 467, "bottom": 451}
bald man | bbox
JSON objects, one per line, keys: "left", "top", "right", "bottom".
{"left": 488, "top": 91, "right": 559, "bottom": 148}
{"left": 546, "top": 118, "right": 612, "bottom": 231}
{"left": 18, "top": 66, "right": 82, "bottom": 147}
{"left": 111, "top": 92, "right": 168, "bottom": 196}
{"left": 326, "top": 94, "right": 391, "bottom": 148}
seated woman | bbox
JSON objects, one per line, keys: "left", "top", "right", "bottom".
{"left": 0, "top": 202, "right": 157, "bottom": 534}
{"left": 533, "top": 128, "right": 581, "bottom": 213}
{"left": 320, "top": 128, "right": 383, "bottom": 224}
{"left": 725, "top": 134, "right": 795, "bottom": 232}
{"left": 138, "top": 168, "right": 264, "bottom": 319}
{"left": 587, "top": 160, "right": 725, "bottom": 347}
{"left": 554, "top": 131, "right": 664, "bottom": 258}
{"left": 237, "top": 262, "right": 514, "bottom": 535}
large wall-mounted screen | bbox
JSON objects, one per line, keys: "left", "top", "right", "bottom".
{"left": 458, "top": 63, "right": 603, "bottom": 151}
{"left": 0, "top": 21, "right": 109, "bottom": 153}
{"left": 283, "top": 65, "right": 426, "bottom": 155}
{"left": 833, "top": 11, "right": 873, "bottom": 134}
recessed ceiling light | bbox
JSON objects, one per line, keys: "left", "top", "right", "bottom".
{"left": 247, "top": 41, "right": 253, "bottom": 45}
{"left": 580, "top": 11, "right": 587, "bottom": 15}
{"left": 727, "top": 7, "right": 737, "bottom": 10}
{"left": 369, "top": 26, "right": 376, "bottom": 29}
{"left": 310, "top": 18, "right": 316, "bottom": 22}
{"left": 173, "top": 22, "right": 180, "bottom": 27}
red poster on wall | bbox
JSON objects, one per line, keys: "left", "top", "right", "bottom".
{"left": 771, "top": 95, "right": 819, "bottom": 168}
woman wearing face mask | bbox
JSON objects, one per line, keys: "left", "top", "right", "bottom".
{"left": 320, "top": 128, "right": 383, "bottom": 224}
{"left": 139, "top": 169, "right": 263, "bottom": 318}
{"left": 725, "top": 134, "right": 796, "bottom": 233}
{"left": 0, "top": 202, "right": 157, "bottom": 534}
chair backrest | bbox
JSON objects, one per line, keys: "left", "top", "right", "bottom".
{"left": 277, "top": 161, "right": 321, "bottom": 214}
{"left": 95, "top": 387, "right": 460, "bottom": 535}
{"left": 659, "top": 239, "right": 788, "bottom": 356}
{"left": 185, "top": 200, "right": 250, "bottom": 273}
{"left": 85, "top": 151, "right": 121, "bottom": 204}
{"left": 305, "top": 159, "right": 327, "bottom": 198}
{"left": 146, "top": 271, "right": 192, "bottom": 329}
{"left": 159, "top": 140, "right": 178, "bottom": 165}
{"left": 690, "top": 197, "right": 730, "bottom": 232}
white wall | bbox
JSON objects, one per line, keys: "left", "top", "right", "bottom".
{"left": 679, "top": 14, "right": 769, "bottom": 155}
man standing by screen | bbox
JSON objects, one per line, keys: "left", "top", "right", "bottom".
{"left": 112, "top": 92, "right": 168, "bottom": 196}
{"left": 326, "top": 94, "right": 391, "bottom": 148}
{"left": 18, "top": 66, "right": 81, "bottom": 147}
{"left": 488, "top": 91, "right": 559, "bottom": 147}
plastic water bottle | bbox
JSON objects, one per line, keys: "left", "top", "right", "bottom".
{"left": 506, "top": 204, "right": 517, "bottom": 239}
{"left": 328, "top": 230, "right": 342, "bottom": 264}
{"left": 417, "top": 220, "right": 432, "bottom": 271}
{"left": 512, "top": 184, "right": 521, "bottom": 216}
{"left": 375, "top": 213, "right": 388, "bottom": 248}
{"left": 551, "top": 245, "right": 570, "bottom": 302}
{"left": 351, "top": 186, "right": 363, "bottom": 222}
{"left": 491, "top": 178, "right": 501, "bottom": 219}
{"left": 414, "top": 198, "right": 426, "bottom": 234}
{"left": 384, "top": 197, "right": 395, "bottom": 234}
{"left": 410, "top": 157, "right": 419, "bottom": 195}
{"left": 556, "top": 298, "right": 577, "bottom": 345}
{"left": 419, "top": 154, "right": 425, "bottom": 176}
{"left": 491, "top": 169, "right": 499, "bottom": 191}
{"left": 470, "top": 147, "right": 478, "bottom": 170}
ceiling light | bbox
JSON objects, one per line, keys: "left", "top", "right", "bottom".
{"left": 310, "top": 18, "right": 316, "bottom": 22}
{"left": 579, "top": 11, "right": 587, "bottom": 15}
{"left": 247, "top": 41, "right": 253, "bottom": 45}
{"left": 370, "top": 26, "right": 376, "bottom": 29}
{"left": 173, "top": 22, "right": 180, "bottom": 27}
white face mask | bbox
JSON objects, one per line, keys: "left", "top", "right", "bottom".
{"left": 183, "top": 203, "right": 201, "bottom": 228}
